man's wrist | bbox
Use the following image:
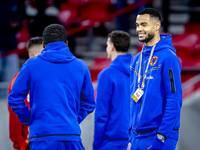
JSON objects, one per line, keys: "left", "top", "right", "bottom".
{"left": 157, "top": 133, "right": 166, "bottom": 142}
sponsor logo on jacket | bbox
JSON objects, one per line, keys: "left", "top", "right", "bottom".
{"left": 146, "top": 76, "right": 154, "bottom": 80}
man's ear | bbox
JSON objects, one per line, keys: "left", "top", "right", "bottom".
{"left": 111, "top": 43, "right": 115, "bottom": 52}
{"left": 32, "top": 50, "right": 37, "bottom": 57}
{"left": 43, "top": 41, "right": 46, "bottom": 48}
{"left": 155, "top": 21, "right": 161, "bottom": 31}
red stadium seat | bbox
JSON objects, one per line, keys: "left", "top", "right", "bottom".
{"left": 80, "top": 0, "right": 113, "bottom": 24}
{"left": 90, "top": 56, "right": 111, "bottom": 82}
{"left": 172, "top": 23, "right": 200, "bottom": 62}
{"left": 57, "top": 1, "right": 80, "bottom": 28}
{"left": 172, "top": 33, "right": 200, "bottom": 61}
{"left": 172, "top": 23, "right": 200, "bottom": 98}
{"left": 58, "top": 0, "right": 81, "bottom": 27}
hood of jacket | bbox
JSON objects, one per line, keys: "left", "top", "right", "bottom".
{"left": 142, "top": 34, "right": 176, "bottom": 54}
{"left": 110, "top": 53, "right": 133, "bottom": 76}
{"left": 38, "top": 41, "right": 75, "bottom": 63}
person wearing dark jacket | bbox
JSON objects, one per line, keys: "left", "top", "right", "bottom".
{"left": 93, "top": 30, "right": 133, "bottom": 150}
{"left": 129, "top": 8, "right": 182, "bottom": 150}
{"left": 8, "top": 24, "right": 95, "bottom": 150}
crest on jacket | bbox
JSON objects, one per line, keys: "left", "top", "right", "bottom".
{"left": 150, "top": 56, "right": 158, "bottom": 66}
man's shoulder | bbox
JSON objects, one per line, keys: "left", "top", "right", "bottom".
{"left": 101, "top": 64, "right": 114, "bottom": 72}
{"left": 160, "top": 48, "right": 179, "bottom": 61}
{"left": 26, "top": 56, "right": 41, "bottom": 64}
{"left": 98, "top": 66, "right": 116, "bottom": 79}
{"left": 74, "top": 58, "right": 90, "bottom": 70}
{"left": 75, "top": 58, "right": 86, "bottom": 64}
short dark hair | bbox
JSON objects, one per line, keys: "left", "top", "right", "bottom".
{"left": 138, "top": 8, "right": 161, "bottom": 21}
{"left": 108, "top": 30, "right": 130, "bottom": 52}
{"left": 43, "top": 24, "right": 67, "bottom": 45}
{"left": 26, "top": 37, "right": 43, "bottom": 52}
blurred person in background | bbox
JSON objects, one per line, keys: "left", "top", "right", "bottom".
{"left": 0, "top": 0, "right": 23, "bottom": 98}
{"left": 26, "top": 0, "right": 61, "bottom": 37}
{"left": 129, "top": 8, "right": 182, "bottom": 150}
{"left": 93, "top": 30, "right": 133, "bottom": 150}
{"left": 8, "top": 37, "right": 43, "bottom": 150}
{"left": 115, "top": 0, "right": 147, "bottom": 33}
{"left": 115, "top": 0, "right": 130, "bottom": 33}
{"left": 8, "top": 24, "right": 95, "bottom": 150}
{"left": 27, "top": 0, "right": 76, "bottom": 55}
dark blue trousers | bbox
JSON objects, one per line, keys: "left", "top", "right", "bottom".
{"left": 93, "top": 139, "right": 128, "bottom": 150}
{"left": 30, "top": 141, "right": 84, "bottom": 150}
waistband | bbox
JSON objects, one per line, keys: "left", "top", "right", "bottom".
{"left": 133, "top": 128, "right": 158, "bottom": 135}
{"left": 29, "top": 134, "right": 81, "bottom": 143}
{"left": 132, "top": 128, "right": 179, "bottom": 139}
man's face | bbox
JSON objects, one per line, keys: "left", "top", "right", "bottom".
{"left": 106, "top": 38, "right": 113, "bottom": 60}
{"left": 136, "top": 14, "right": 156, "bottom": 43}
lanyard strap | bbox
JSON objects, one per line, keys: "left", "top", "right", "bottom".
{"left": 138, "top": 45, "right": 156, "bottom": 89}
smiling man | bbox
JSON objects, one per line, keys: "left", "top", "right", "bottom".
{"left": 129, "top": 8, "right": 182, "bottom": 150}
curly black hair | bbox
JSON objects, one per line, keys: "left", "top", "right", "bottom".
{"left": 43, "top": 24, "right": 67, "bottom": 45}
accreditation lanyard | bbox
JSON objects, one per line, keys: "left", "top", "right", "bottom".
{"left": 137, "top": 45, "right": 156, "bottom": 90}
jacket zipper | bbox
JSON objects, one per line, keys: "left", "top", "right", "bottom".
{"left": 136, "top": 46, "right": 147, "bottom": 132}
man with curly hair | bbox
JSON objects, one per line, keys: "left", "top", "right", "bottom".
{"left": 8, "top": 24, "right": 95, "bottom": 150}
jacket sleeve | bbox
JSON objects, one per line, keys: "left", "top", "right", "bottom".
{"left": 8, "top": 62, "right": 31, "bottom": 125}
{"left": 78, "top": 65, "right": 95, "bottom": 124}
{"left": 157, "top": 53, "right": 182, "bottom": 138}
{"left": 8, "top": 104, "right": 23, "bottom": 149}
{"left": 93, "top": 70, "right": 113, "bottom": 149}
{"left": 8, "top": 73, "right": 29, "bottom": 149}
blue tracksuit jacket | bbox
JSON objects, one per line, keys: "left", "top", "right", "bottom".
{"left": 8, "top": 41, "right": 95, "bottom": 143}
{"left": 130, "top": 34, "right": 182, "bottom": 140}
{"left": 93, "top": 54, "right": 133, "bottom": 149}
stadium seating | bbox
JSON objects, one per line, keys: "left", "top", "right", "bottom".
{"left": 57, "top": 0, "right": 80, "bottom": 28}
{"left": 172, "top": 23, "right": 200, "bottom": 89}
{"left": 80, "top": 0, "right": 113, "bottom": 24}
{"left": 90, "top": 56, "right": 111, "bottom": 82}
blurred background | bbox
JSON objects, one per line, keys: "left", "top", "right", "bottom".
{"left": 0, "top": 0, "right": 200, "bottom": 149}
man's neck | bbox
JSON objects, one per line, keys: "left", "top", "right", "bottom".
{"left": 111, "top": 52, "right": 127, "bottom": 61}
